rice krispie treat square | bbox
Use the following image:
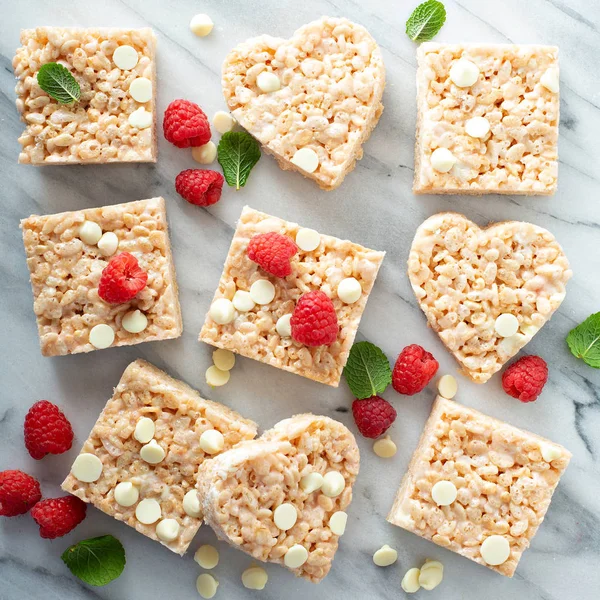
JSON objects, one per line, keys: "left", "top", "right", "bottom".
{"left": 21, "top": 197, "right": 182, "bottom": 356}
{"left": 62, "top": 359, "right": 258, "bottom": 555}
{"left": 13, "top": 27, "right": 157, "bottom": 164}
{"left": 199, "top": 206, "right": 385, "bottom": 386}
{"left": 388, "top": 397, "right": 571, "bottom": 577}
{"left": 413, "top": 43, "right": 559, "bottom": 195}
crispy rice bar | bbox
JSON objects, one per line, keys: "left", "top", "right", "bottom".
{"left": 21, "top": 197, "right": 182, "bottom": 356}
{"left": 408, "top": 213, "right": 571, "bottom": 383}
{"left": 197, "top": 414, "right": 359, "bottom": 582}
{"left": 199, "top": 206, "right": 385, "bottom": 386}
{"left": 222, "top": 16, "right": 385, "bottom": 190}
{"left": 62, "top": 360, "right": 258, "bottom": 555}
{"left": 388, "top": 397, "right": 571, "bottom": 577}
{"left": 14, "top": 27, "right": 157, "bottom": 164}
{"left": 414, "top": 43, "right": 559, "bottom": 195}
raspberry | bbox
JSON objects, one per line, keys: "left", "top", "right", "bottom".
{"left": 31, "top": 496, "right": 87, "bottom": 539}
{"left": 0, "top": 470, "right": 42, "bottom": 517}
{"left": 392, "top": 344, "right": 439, "bottom": 395}
{"left": 163, "top": 99, "right": 211, "bottom": 148}
{"left": 290, "top": 291, "right": 338, "bottom": 347}
{"left": 24, "top": 400, "right": 74, "bottom": 460}
{"left": 352, "top": 396, "right": 397, "bottom": 439}
{"left": 502, "top": 355, "right": 548, "bottom": 402}
{"left": 175, "top": 169, "right": 224, "bottom": 207}
{"left": 247, "top": 233, "right": 298, "bottom": 278}
{"left": 98, "top": 252, "right": 148, "bottom": 304}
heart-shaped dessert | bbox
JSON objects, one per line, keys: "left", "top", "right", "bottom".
{"left": 196, "top": 414, "right": 359, "bottom": 582}
{"left": 408, "top": 213, "right": 572, "bottom": 383}
{"left": 222, "top": 17, "right": 385, "bottom": 191}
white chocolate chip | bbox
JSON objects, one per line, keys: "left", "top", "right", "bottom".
{"left": 401, "top": 567, "right": 421, "bottom": 593}
{"left": 213, "top": 111, "right": 235, "bottom": 133}
{"left": 89, "top": 324, "right": 115, "bottom": 349}
{"left": 113, "top": 45, "right": 139, "bottom": 70}
{"left": 419, "top": 560, "right": 444, "bottom": 590}
{"left": 232, "top": 290, "right": 255, "bottom": 312}
{"left": 295, "top": 228, "right": 320, "bottom": 252}
{"left": 195, "top": 544, "right": 219, "bottom": 569}
{"left": 300, "top": 472, "right": 324, "bottom": 493}
{"left": 540, "top": 67, "right": 559, "bottom": 93}
{"left": 249, "top": 280, "right": 275, "bottom": 305}
{"left": 256, "top": 71, "right": 281, "bottom": 93}
{"left": 196, "top": 574, "right": 218, "bottom": 599}
{"left": 183, "top": 490, "right": 202, "bottom": 518}
{"left": 209, "top": 298, "right": 235, "bottom": 325}
{"left": 135, "top": 498, "right": 161, "bottom": 524}
{"left": 480, "top": 535, "right": 510, "bottom": 566}
{"left": 128, "top": 107, "right": 153, "bottom": 129}
{"left": 79, "top": 221, "right": 102, "bottom": 245}
{"left": 495, "top": 313, "right": 519, "bottom": 338}
{"left": 290, "top": 148, "right": 319, "bottom": 173}
{"left": 140, "top": 439, "right": 165, "bottom": 464}
{"left": 71, "top": 453, "right": 103, "bottom": 482}
{"left": 156, "top": 518, "right": 180, "bottom": 542}
{"left": 97, "top": 231, "right": 119, "bottom": 256}
{"left": 273, "top": 503, "right": 297, "bottom": 530}
{"left": 430, "top": 148, "right": 456, "bottom": 173}
{"left": 134, "top": 417, "right": 155, "bottom": 444}
{"left": 275, "top": 314, "right": 292, "bottom": 337}
{"left": 190, "top": 14, "right": 214, "bottom": 37}
{"left": 192, "top": 142, "right": 217, "bottom": 165}
{"left": 329, "top": 511, "right": 347, "bottom": 535}
{"left": 337, "top": 277, "right": 362, "bottom": 304}
{"left": 465, "top": 116, "right": 490, "bottom": 138}
{"left": 437, "top": 374, "right": 458, "bottom": 399}
{"left": 242, "top": 566, "right": 268, "bottom": 590}
{"left": 213, "top": 349, "right": 235, "bottom": 371}
{"left": 431, "top": 480, "right": 457, "bottom": 506}
{"left": 449, "top": 58, "right": 480, "bottom": 87}
{"left": 284, "top": 544, "right": 308, "bottom": 569}
{"left": 540, "top": 442, "right": 561, "bottom": 462}
{"left": 200, "top": 429, "right": 225, "bottom": 454}
{"left": 373, "top": 436, "right": 397, "bottom": 458}
{"left": 122, "top": 310, "right": 148, "bottom": 334}
{"left": 321, "top": 471, "right": 345, "bottom": 497}
{"left": 114, "top": 481, "right": 139, "bottom": 507}
{"left": 206, "top": 366, "right": 230, "bottom": 387}
{"left": 372, "top": 545, "right": 397, "bottom": 567}
{"left": 129, "top": 77, "right": 152, "bottom": 103}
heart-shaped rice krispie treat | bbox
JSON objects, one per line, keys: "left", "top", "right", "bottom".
{"left": 222, "top": 17, "right": 385, "bottom": 191}
{"left": 408, "top": 213, "right": 572, "bottom": 383}
{"left": 196, "top": 414, "right": 359, "bottom": 582}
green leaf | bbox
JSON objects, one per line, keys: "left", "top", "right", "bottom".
{"left": 61, "top": 535, "right": 126, "bottom": 586}
{"left": 343, "top": 341, "right": 392, "bottom": 399}
{"left": 566, "top": 312, "right": 600, "bottom": 368}
{"left": 406, "top": 0, "right": 447, "bottom": 42}
{"left": 217, "top": 131, "right": 261, "bottom": 189}
{"left": 37, "top": 63, "right": 81, "bottom": 105}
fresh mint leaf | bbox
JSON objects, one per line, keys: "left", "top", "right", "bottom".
{"left": 566, "top": 312, "right": 600, "bottom": 368}
{"left": 406, "top": 0, "right": 446, "bottom": 42}
{"left": 217, "top": 131, "right": 261, "bottom": 189}
{"left": 37, "top": 63, "right": 81, "bottom": 104}
{"left": 343, "top": 341, "right": 392, "bottom": 399}
{"left": 61, "top": 535, "right": 125, "bottom": 586}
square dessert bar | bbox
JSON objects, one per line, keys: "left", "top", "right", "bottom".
{"left": 21, "top": 197, "right": 182, "bottom": 356}
{"left": 199, "top": 206, "right": 385, "bottom": 386}
{"left": 388, "top": 397, "right": 571, "bottom": 577}
{"left": 62, "top": 360, "right": 258, "bottom": 555}
{"left": 414, "top": 43, "right": 559, "bottom": 195}
{"left": 13, "top": 27, "right": 157, "bottom": 164}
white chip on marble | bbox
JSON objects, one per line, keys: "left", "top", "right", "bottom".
{"left": 284, "top": 544, "right": 308, "bottom": 569}
{"left": 129, "top": 77, "right": 152, "bottom": 103}
{"left": 373, "top": 544, "right": 397, "bottom": 567}
{"left": 196, "top": 574, "right": 218, "bottom": 599}
{"left": 209, "top": 298, "right": 235, "bottom": 324}
{"left": 113, "top": 45, "right": 139, "bottom": 70}
{"left": 329, "top": 511, "right": 347, "bottom": 535}
{"left": 192, "top": 141, "right": 217, "bottom": 165}
{"left": 430, "top": 147, "right": 456, "bottom": 173}
{"left": 300, "top": 472, "right": 324, "bottom": 494}
{"left": 140, "top": 439, "right": 165, "bottom": 464}
{"left": 295, "top": 228, "right": 320, "bottom": 252}
{"left": 257, "top": 71, "right": 281, "bottom": 93}
{"left": 337, "top": 277, "right": 362, "bottom": 304}
{"left": 449, "top": 58, "right": 480, "bottom": 87}
{"left": 71, "top": 453, "right": 103, "bottom": 482}
{"left": 242, "top": 566, "right": 268, "bottom": 590}
{"left": 431, "top": 480, "right": 457, "bottom": 506}
{"left": 156, "top": 518, "right": 180, "bottom": 542}
{"left": 321, "top": 471, "right": 345, "bottom": 497}
{"left": 540, "top": 67, "right": 559, "bottom": 93}
{"left": 437, "top": 374, "right": 458, "bottom": 399}
{"left": 195, "top": 544, "right": 219, "bottom": 569}
{"left": 200, "top": 429, "right": 225, "bottom": 454}
{"left": 213, "top": 349, "right": 235, "bottom": 371}
{"left": 232, "top": 290, "right": 255, "bottom": 312}
{"left": 135, "top": 498, "right": 161, "bottom": 524}
{"left": 495, "top": 313, "right": 519, "bottom": 338}
{"left": 213, "top": 111, "right": 235, "bottom": 133}
{"left": 481, "top": 535, "right": 510, "bottom": 566}
{"left": 275, "top": 314, "right": 292, "bottom": 337}
{"left": 401, "top": 567, "right": 421, "bottom": 593}
{"left": 274, "top": 503, "right": 297, "bottom": 530}
{"left": 122, "top": 310, "right": 148, "bottom": 334}
{"left": 134, "top": 416, "right": 155, "bottom": 444}
{"left": 190, "top": 14, "right": 214, "bottom": 37}
{"left": 373, "top": 436, "right": 397, "bottom": 458}
{"left": 290, "top": 148, "right": 319, "bottom": 173}
{"left": 418, "top": 560, "right": 444, "bottom": 591}
{"left": 89, "top": 324, "right": 115, "bottom": 349}
{"left": 97, "top": 231, "right": 119, "bottom": 256}
{"left": 79, "top": 221, "right": 102, "bottom": 245}
{"left": 206, "top": 366, "right": 230, "bottom": 387}
{"left": 249, "top": 280, "right": 275, "bottom": 305}
{"left": 114, "top": 481, "right": 139, "bottom": 507}
{"left": 183, "top": 489, "right": 202, "bottom": 518}
{"left": 465, "top": 116, "right": 490, "bottom": 138}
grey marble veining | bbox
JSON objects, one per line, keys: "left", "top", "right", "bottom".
{"left": 1, "top": 1, "right": 599, "bottom": 599}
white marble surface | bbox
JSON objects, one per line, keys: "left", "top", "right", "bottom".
{"left": 1, "top": 1, "right": 600, "bottom": 598}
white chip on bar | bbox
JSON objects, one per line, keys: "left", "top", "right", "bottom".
{"left": 249, "top": 280, "right": 275, "bottom": 304}
{"left": 465, "top": 116, "right": 490, "bottom": 138}
{"left": 337, "top": 277, "right": 362, "bottom": 304}
{"left": 183, "top": 490, "right": 202, "bottom": 518}
{"left": 89, "top": 324, "right": 114, "bottom": 349}
{"left": 290, "top": 148, "right": 319, "bottom": 173}
{"left": 97, "top": 231, "right": 119, "bottom": 256}
{"left": 449, "top": 58, "right": 480, "bottom": 87}
{"left": 71, "top": 453, "right": 103, "bottom": 482}
{"left": 114, "top": 481, "right": 139, "bottom": 507}
{"left": 156, "top": 518, "right": 180, "bottom": 542}
{"left": 480, "top": 535, "right": 510, "bottom": 565}
{"left": 200, "top": 429, "right": 225, "bottom": 454}
{"left": 540, "top": 442, "right": 561, "bottom": 462}
{"left": 300, "top": 472, "right": 324, "bottom": 493}
{"left": 140, "top": 439, "right": 166, "bottom": 464}
{"left": 540, "top": 67, "right": 559, "bottom": 93}
{"left": 135, "top": 498, "right": 161, "bottom": 524}
{"left": 256, "top": 71, "right": 281, "bottom": 93}
{"left": 274, "top": 503, "right": 297, "bottom": 530}
{"left": 322, "top": 471, "right": 345, "bottom": 497}
{"left": 113, "top": 45, "right": 139, "bottom": 70}
{"left": 122, "top": 310, "right": 148, "bottom": 333}
{"left": 495, "top": 313, "right": 519, "bottom": 338}
{"left": 329, "top": 511, "right": 348, "bottom": 535}
{"left": 232, "top": 290, "right": 255, "bottom": 312}
{"left": 129, "top": 77, "right": 153, "bottom": 103}
{"left": 209, "top": 298, "right": 235, "bottom": 324}
{"left": 79, "top": 221, "right": 102, "bottom": 245}
{"left": 430, "top": 148, "right": 456, "bottom": 173}
{"left": 275, "top": 314, "right": 292, "bottom": 337}
{"left": 134, "top": 416, "right": 155, "bottom": 443}
{"left": 295, "top": 228, "right": 321, "bottom": 251}
{"left": 284, "top": 544, "right": 308, "bottom": 568}
{"left": 431, "top": 480, "right": 457, "bottom": 506}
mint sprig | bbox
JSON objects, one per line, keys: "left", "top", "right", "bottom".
{"left": 406, "top": 0, "right": 447, "bottom": 42}
{"left": 566, "top": 312, "right": 600, "bottom": 368}
{"left": 61, "top": 535, "right": 125, "bottom": 586}
{"left": 217, "top": 131, "right": 261, "bottom": 189}
{"left": 37, "top": 63, "right": 81, "bottom": 105}
{"left": 343, "top": 341, "right": 392, "bottom": 399}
